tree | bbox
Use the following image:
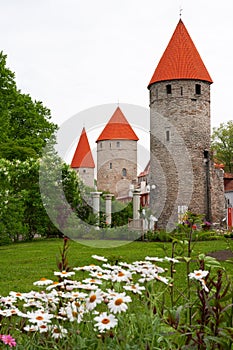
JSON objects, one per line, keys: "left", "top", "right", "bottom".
{"left": 0, "top": 51, "right": 57, "bottom": 160}
{"left": 211, "top": 121, "right": 233, "bottom": 173}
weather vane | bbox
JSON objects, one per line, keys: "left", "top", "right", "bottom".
{"left": 179, "top": 6, "right": 183, "bottom": 18}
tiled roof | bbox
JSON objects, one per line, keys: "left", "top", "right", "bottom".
{"left": 96, "top": 107, "right": 139, "bottom": 142}
{"left": 148, "top": 19, "right": 213, "bottom": 87}
{"left": 71, "top": 127, "right": 95, "bottom": 168}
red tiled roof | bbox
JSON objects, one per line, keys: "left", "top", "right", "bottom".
{"left": 148, "top": 19, "right": 213, "bottom": 87}
{"left": 71, "top": 127, "right": 95, "bottom": 168}
{"left": 96, "top": 107, "right": 139, "bottom": 142}
{"left": 138, "top": 160, "right": 150, "bottom": 177}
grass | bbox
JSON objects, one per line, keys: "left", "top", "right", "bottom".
{"left": 0, "top": 237, "right": 231, "bottom": 296}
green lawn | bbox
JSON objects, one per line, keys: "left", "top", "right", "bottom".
{"left": 0, "top": 238, "right": 231, "bottom": 296}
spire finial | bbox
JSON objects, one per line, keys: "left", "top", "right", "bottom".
{"left": 117, "top": 98, "right": 120, "bottom": 107}
{"left": 179, "top": 5, "right": 183, "bottom": 18}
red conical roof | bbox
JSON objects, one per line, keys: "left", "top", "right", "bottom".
{"left": 148, "top": 19, "right": 213, "bottom": 87}
{"left": 96, "top": 107, "right": 139, "bottom": 142}
{"left": 71, "top": 127, "right": 95, "bottom": 168}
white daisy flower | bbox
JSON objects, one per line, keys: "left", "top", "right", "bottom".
{"left": 145, "top": 256, "right": 164, "bottom": 262}
{"left": 188, "top": 270, "right": 209, "bottom": 280}
{"left": 82, "top": 278, "right": 102, "bottom": 285}
{"left": 54, "top": 271, "right": 75, "bottom": 278}
{"left": 50, "top": 325, "right": 68, "bottom": 339}
{"left": 85, "top": 289, "right": 103, "bottom": 311}
{"left": 111, "top": 270, "right": 132, "bottom": 283}
{"left": 33, "top": 278, "right": 54, "bottom": 286}
{"left": 200, "top": 278, "right": 209, "bottom": 292}
{"left": 38, "top": 323, "right": 49, "bottom": 333}
{"left": 164, "top": 257, "right": 180, "bottom": 263}
{"left": 27, "top": 310, "right": 53, "bottom": 325}
{"left": 94, "top": 312, "right": 118, "bottom": 333}
{"left": 92, "top": 255, "right": 108, "bottom": 262}
{"left": 123, "top": 283, "right": 146, "bottom": 294}
{"left": 155, "top": 274, "right": 169, "bottom": 285}
{"left": 108, "top": 292, "right": 132, "bottom": 314}
{"left": 23, "top": 325, "right": 38, "bottom": 332}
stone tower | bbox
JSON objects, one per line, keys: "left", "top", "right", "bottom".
{"left": 96, "top": 107, "right": 138, "bottom": 199}
{"left": 148, "top": 19, "right": 225, "bottom": 230}
{"left": 71, "top": 127, "right": 95, "bottom": 188}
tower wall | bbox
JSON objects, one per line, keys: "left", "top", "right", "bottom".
{"left": 149, "top": 79, "right": 224, "bottom": 229}
{"left": 73, "top": 167, "right": 94, "bottom": 188}
{"left": 97, "top": 139, "right": 137, "bottom": 197}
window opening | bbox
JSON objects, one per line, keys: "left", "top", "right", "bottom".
{"left": 122, "top": 168, "right": 127, "bottom": 177}
{"left": 195, "top": 84, "right": 201, "bottom": 95}
{"left": 166, "top": 84, "right": 172, "bottom": 94}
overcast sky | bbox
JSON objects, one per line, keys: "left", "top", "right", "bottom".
{"left": 1, "top": 0, "right": 233, "bottom": 133}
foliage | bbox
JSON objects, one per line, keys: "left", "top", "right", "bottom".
{"left": 0, "top": 51, "right": 57, "bottom": 160}
{"left": 0, "top": 157, "right": 96, "bottom": 244}
{"left": 211, "top": 120, "right": 233, "bottom": 172}
{"left": 0, "top": 236, "right": 233, "bottom": 349}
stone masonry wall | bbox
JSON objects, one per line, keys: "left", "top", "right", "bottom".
{"left": 97, "top": 139, "right": 137, "bottom": 197}
{"left": 149, "top": 79, "right": 225, "bottom": 230}
{"left": 74, "top": 167, "right": 94, "bottom": 189}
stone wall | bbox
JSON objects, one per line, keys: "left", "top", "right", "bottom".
{"left": 73, "top": 167, "right": 94, "bottom": 189}
{"left": 149, "top": 79, "right": 225, "bottom": 229}
{"left": 97, "top": 139, "right": 137, "bottom": 197}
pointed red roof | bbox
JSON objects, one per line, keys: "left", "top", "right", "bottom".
{"left": 148, "top": 19, "right": 213, "bottom": 87}
{"left": 71, "top": 127, "right": 95, "bottom": 168}
{"left": 96, "top": 107, "right": 139, "bottom": 142}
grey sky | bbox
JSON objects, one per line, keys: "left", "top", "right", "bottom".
{"left": 1, "top": 0, "right": 233, "bottom": 130}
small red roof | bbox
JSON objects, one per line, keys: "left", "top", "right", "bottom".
{"left": 96, "top": 107, "right": 139, "bottom": 142}
{"left": 148, "top": 19, "right": 213, "bottom": 87}
{"left": 71, "top": 127, "right": 95, "bottom": 168}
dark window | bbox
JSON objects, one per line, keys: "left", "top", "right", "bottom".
{"left": 83, "top": 169, "right": 86, "bottom": 173}
{"left": 110, "top": 162, "right": 112, "bottom": 169}
{"left": 180, "top": 87, "right": 183, "bottom": 96}
{"left": 156, "top": 88, "right": 158, "bottom": 99}
{"left": 100, "top": 142, "right": 102, "bottom": 149}
{"left": 195, "top": 84, "right": 201, "bottom": 95}
{"left": 166, "top": 130, "right": 170, "bottom": 142}
{"left": 110, "top": 142, "right": 111, "bottom": 149}
{"left": 117, "top": 141, "right": 120, "bottom": 148}
{"left": 122, "top": 168, "right": 127, "bottom": 177}
{"left": 166, "top": 84, "right": 172, "bottom": 94}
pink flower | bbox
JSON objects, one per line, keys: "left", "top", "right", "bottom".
{"left": 0, "top": 334, "right": 17, "bottom": 347}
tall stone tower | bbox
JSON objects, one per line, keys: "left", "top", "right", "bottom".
{"left": 96, "top": 107, "right": 139, "bottom": 199}
{"left": 71, "top": 127, "right": 95, "bottom": 188}
{"left": 148, "top": 19, "right": 225, "bottom": 230}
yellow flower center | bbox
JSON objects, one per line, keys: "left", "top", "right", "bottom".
{"left": 40, "top": 278, "right": 47, "bottom": 281}
{"left": 102, "top": 318, "right": 110, "bottom": 324}
{"left": 90, "top": 295, "right": 97, "bottom": 303}
{"left": 115, "top": 298, "right": 123, "bottom": 306}
{"left": 36, "top": 316, "right": 44, "bottom": 321}
{"left": 118, "top": 272, "right": 125, "bottom": 277}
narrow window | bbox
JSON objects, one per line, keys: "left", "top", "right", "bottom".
{"left": 156, "top": 88, "right": 158, "bottom": 99}
{"left": 100, "top": 142, "right": 102, "bottom": 149}
{"left": 166, "top": 130, "right": 170, "bottom": 142}
{"left": 110, "top": 162, "right": 112, "bottom": 169}
{"left": 83, "top": 169, "right": 86, "bottom": 173}
{"left": 122, "top": 168, "right": 127, "bottom": 177}
{"left": 180, "top": 87, "right": 183, "bottom": 96}
{"left": 166, "top": 84, "right": 172, "bottom": 94}
{"left": 195, "top": 84, "right": 201, "bottom": 95}
{"left": 109, "top": 142, "right": 111, "bottom": 149}
{"left": 116, "top": 141, "right": 120, "bottom": 148}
